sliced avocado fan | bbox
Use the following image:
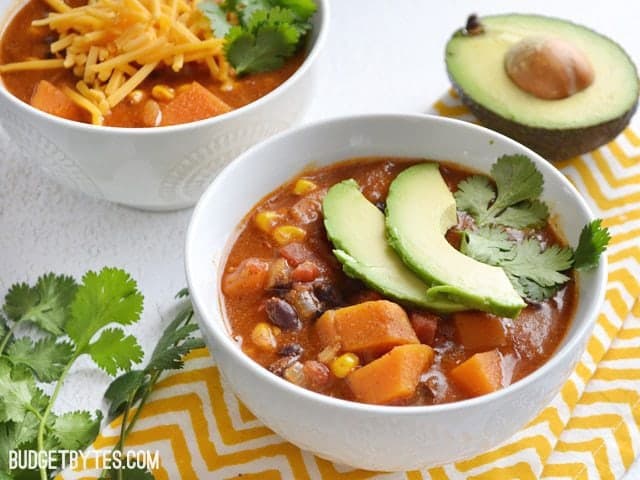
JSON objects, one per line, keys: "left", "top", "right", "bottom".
{"left": 322, "top": 179, "right": 465, "bottom": 313}
{"left": 385, "top": 163, "right": 526, "bottom": 318}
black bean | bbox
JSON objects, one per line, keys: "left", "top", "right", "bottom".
{"left": 278, "top": 343, "right": 303, "bottom": 357}
{"left": 286, "top": 285, "right": 322, "bottom": 322}
{"left": 268, "top": 355, "right": 299, "bottom": 376}
{"left": 265, "top": 297, "right": 301, "bottom": 331}
{"left": 314, "top": 282, "right": 343, "bottom": 309}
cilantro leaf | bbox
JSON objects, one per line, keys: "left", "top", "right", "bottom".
{"left": 198, "top": 0, "right": 232, "bottom": 37}
{"left": 175, "top": 288, "right": 189, "bottom": 299}
{"left": 146, "top": 307, "right": 204, "bottom": 372}
{"left": 225, "top": 7, "right": 300, "bottom": 74}
{"left": 87, "top": 328, "right": 144, "bottom": 376}
{"left": 3, "top": 274, "right": 77, "bottom": 336}
{"left": 462, "top": 228, "right": 573, "bottom": 301}
{"left": 104, "top": 466, "right": 155, "bottom": 480}
{"left": 491, "top": 154, "right": 544, "bottom": 210}
{"left": 454, "top": 155, "right": 548, "bottom": 229}
{"left": 454, "top": 176, "right": 495, "bottom": 218}
{"left": 0, "top": 359, "right": 33, "bottom": 423}
{"left": 272, "top": 0, "right": 316, "bottom": 21}
{"left": 104, "top": 370, "right": 148, "bottom": 418}
{"left": 66, "top": 267, "right": 143, "bottom": 355}
{"left": 460, "top": 226, "right": 515, "bottom": 265}
{"left": 503, "top": 239, "right": 573, "bottom": 298}
{"left": 6, "top": 337, "right": 74, "bottom": 383}
{"left": 573, "top": 219, "right": 610, "bottom": 270}
{"left": 52, "top": 410, "right": 102, "bottom": 450}
{"left": 494, "top": 200, "right": 549, "bottom": 229}
{"left": 236, "top": 0, "right": 272, "bottom": 25}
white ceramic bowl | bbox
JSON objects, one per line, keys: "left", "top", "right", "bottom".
{"left": 0, "top": 0, "right": 328, "bottom": 210}
{"left": 185, "top": 114, "right": 607, "bottom": 471}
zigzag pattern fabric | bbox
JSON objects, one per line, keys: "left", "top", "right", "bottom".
{"left": 60, "top": 92, "right": 640, "bottom": 480}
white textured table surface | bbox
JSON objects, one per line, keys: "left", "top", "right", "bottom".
{"left": 1, "top": 0, "right": 639, "bottom": 476}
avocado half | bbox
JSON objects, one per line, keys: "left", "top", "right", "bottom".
{"left": 445, "top": 14, "right": 639, "bottom": 161}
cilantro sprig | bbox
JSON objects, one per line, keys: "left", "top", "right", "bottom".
{"left": 455, "top": 154, "right": 549, "bottom": 229}
{"left": 100, "top": 290, "right": 204, "bottom": 480}
{"left": 455, "top": 155, "right": 610, "bottom": 302}
{"left": 0, "top": 270, "right": 204, "bottom": 480}
{"left": 198, "top": 0, "right": 316, "bottom": 75}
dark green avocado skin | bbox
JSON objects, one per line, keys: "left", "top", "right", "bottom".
{"left": 450, "top": 81, "right": 638, "bottom": 161}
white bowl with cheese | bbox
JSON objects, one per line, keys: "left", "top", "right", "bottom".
{"left": 0, "top": 0, "right": 329, "bottom": 210}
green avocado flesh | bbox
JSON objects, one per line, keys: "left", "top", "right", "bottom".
{"left": 445, "top": 14, "right": 639, "bottom": 131}
{"left": 322, "top": 179, "right": 465, "bottom": 313}
{"left": 385, "top": 164, "right": 526, "bottom": 318}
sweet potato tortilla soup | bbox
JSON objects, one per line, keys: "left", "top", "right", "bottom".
{"left": 0, "top": 0, "right": 314, "bottom": 126}
{"left": 222, "top": 156, "right": 580, "bottom": 406}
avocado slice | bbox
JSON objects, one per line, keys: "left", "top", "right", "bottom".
{"left": 445, "top": 14, "right": 639, "bottom": 161}
{"left": 385, "top": 163, "right": 526, "bottom": 318}
{"left": 322, "top": 179, "right": 465, "bottom": 313}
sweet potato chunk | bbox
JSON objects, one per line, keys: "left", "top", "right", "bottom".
{"left": 346, "top": 344, "right": 434, "bottom": 405}
{"left": 30, "top": 80, "right": 84, "bottom": 121}
{"left": 161, "top": 82, "right": 231, "bottom": 125}
{"left": 449, "top": 349, "right": 503, "bottom": 397}
{"left": 222, "top": 258, "right": 270, "bottom": 297}
{"left": 453, "top": 311, "right": 507, "bottom": 351}
{"left": 315, "top": 300, "right": 419, "bottom": 357}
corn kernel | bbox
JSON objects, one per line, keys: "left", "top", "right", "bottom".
{"left": 293, "top": 179, "right": 317, "bottom": 196}
{"left": 151, "top": 84, "right": 175, "bottom": 101}
{"left": 254, "top": 210, "right": 282, "bottom": 233}
{"left": 250, "top": 322, "right": 278, "bottom": 352}
{"left": 272, "top": 225, "right": 306, "bottom": 245}
{"left": 330, "top": 353, "right": 360, "bottom": 378}
{"left": 176, "top": 84, "right": 191, "bottom": 95}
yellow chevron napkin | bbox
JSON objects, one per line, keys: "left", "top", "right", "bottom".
{"left": 61, "top": 92, "right": 640, "bottom": 480}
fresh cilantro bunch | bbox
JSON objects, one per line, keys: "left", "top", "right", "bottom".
{"left": 0, "top": 268, "right": 143, "bottom": 480}
{"left": 455, "top": 155, "right": 611, "bottom": 302}
{"left": 0, "top": 270, "right": 204, "bottom": 480}
{"left": 198, "top": 0, "right": 317, "bottom": 74}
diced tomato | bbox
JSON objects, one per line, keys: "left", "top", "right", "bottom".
{"left": 222, "top": 258, "right": 270, "bottom": 297}
{"left": 279, "top": 242, "right": 313, "bottom": 267}
{"left": 409, "top": 312, "right": 439, "bottom": 346}
{"left": 291, "top": 261, "right": 320, "bottom": 282}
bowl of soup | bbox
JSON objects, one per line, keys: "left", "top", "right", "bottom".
{"left": 0, "top": 0, "right": 328, "bottom": 209}
{"left": 185, "top": 114, "right": 607, "bottom": 471}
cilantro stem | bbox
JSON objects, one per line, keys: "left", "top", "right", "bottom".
{"left": 124, "top": 370, "right": 161, "bottom": 438}
{"left": 37, "top": 351, "right": 79, "bottom": 480}
{"left": 0, "top": 320, "right": 22, "bottom": 355}
{"left": 115, "top": 397, "right": 132, "bottom": 480}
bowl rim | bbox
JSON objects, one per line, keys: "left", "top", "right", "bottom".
{"left": 185, "top": 112, "right": 608, "bottom": 415}
{"left": 0, "top": 0, "right": 329, "bottom": 134}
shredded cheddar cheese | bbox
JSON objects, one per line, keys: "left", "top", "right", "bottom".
{"left": 0, "top": 0, "right": 231, "bottom": 125}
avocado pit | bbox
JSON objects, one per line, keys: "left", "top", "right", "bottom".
{"left": 505, "top": 36, "right": 594, "bottom": 100}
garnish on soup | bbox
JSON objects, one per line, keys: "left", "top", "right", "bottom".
{"left": 220, "top": 155, "right": 608, "bottom": 406}
{"left": 0, "top": 0, "right": 316, "bottom": 126}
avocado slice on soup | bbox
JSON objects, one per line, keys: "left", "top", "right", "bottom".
{"left": 385, "top": 163, "right": 526, "bottom": 318}
{"left": 445, "top": 14, "right": 638, "bottom": 161}
{"left": 322, "top": 179, "right": 465, "bottom": 313}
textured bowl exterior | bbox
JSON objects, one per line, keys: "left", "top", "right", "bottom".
{"left": 185, "top": 114, "right": 607, "bottom": 471}
{"left": 0, "top": 0, "right": 328, "bottom": 210}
